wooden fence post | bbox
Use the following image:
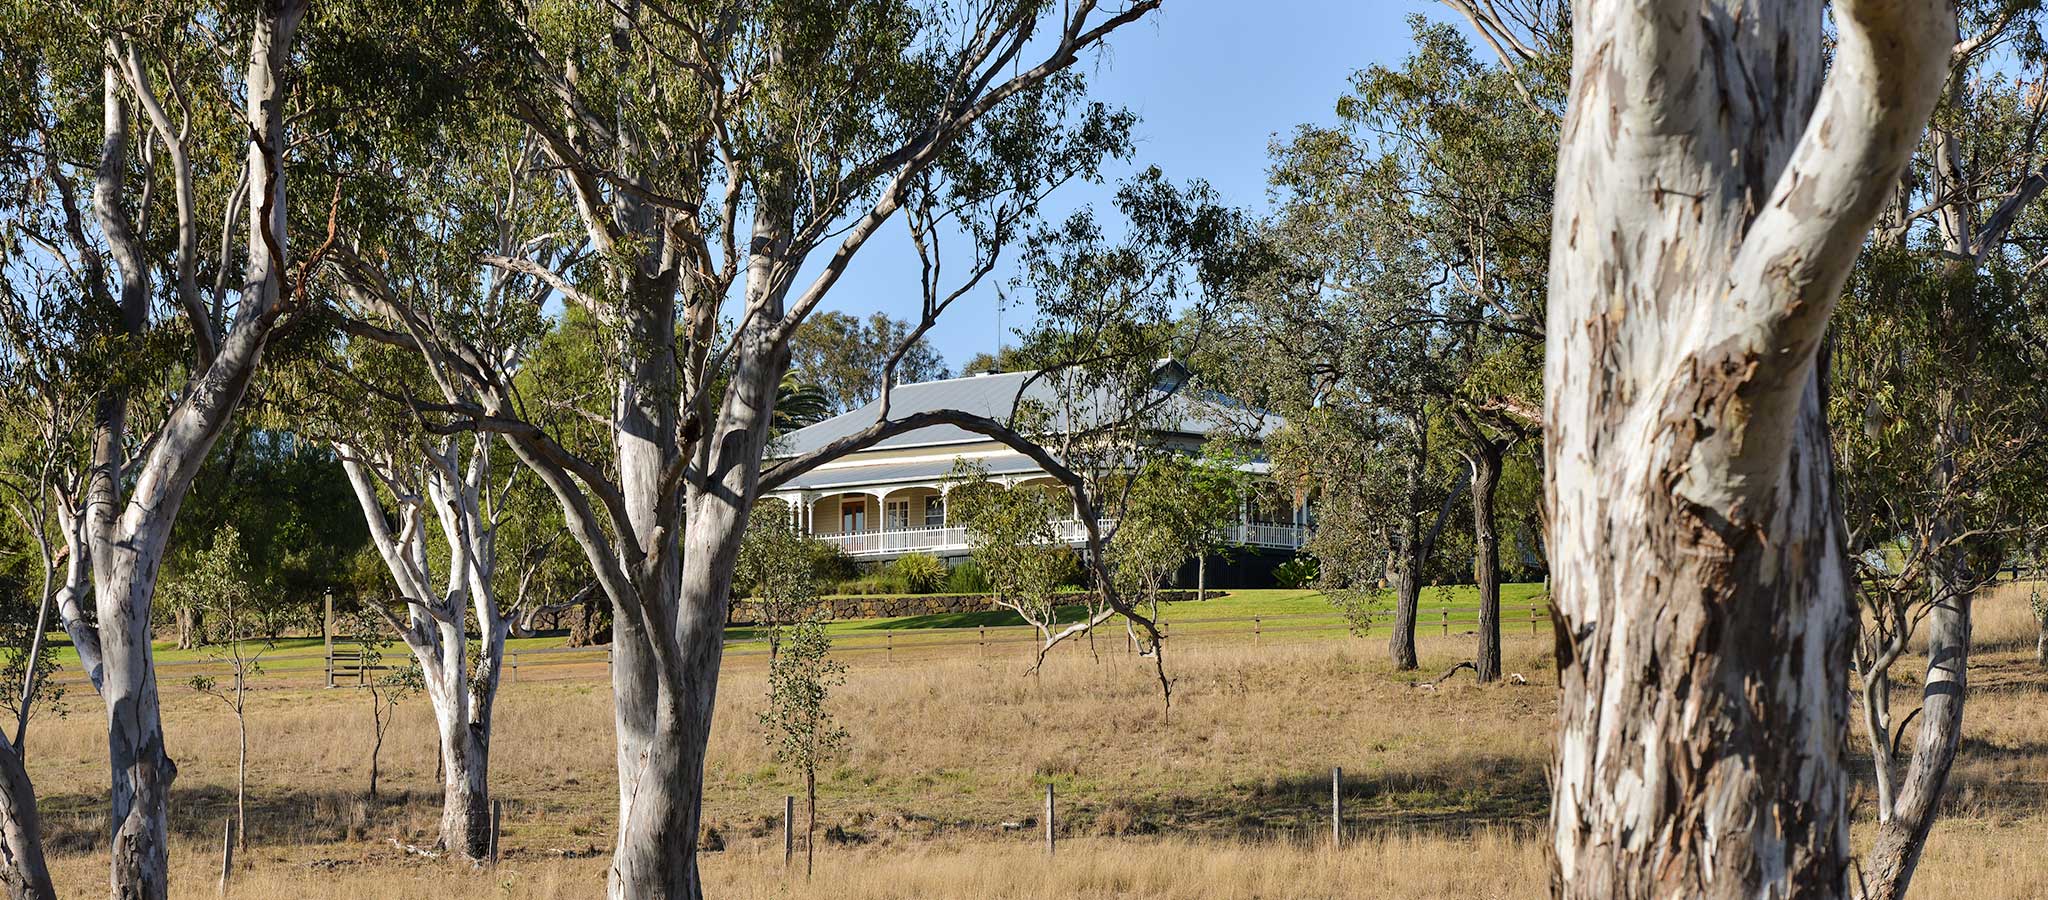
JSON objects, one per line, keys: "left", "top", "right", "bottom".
{"left": 1440, "top": 608, "right": 1449, "bottom": 635}
{"left": 489, "top": 799, "right": 502, "bottom": 863}
{"left": 1331, "top": 767, "right": 1342, "bottom": 850}
{"left": 322, "top": 592, "right": 334, "bottom": 689}
{"left": 1253, "top": 616, "right": 1261, "bottom": 643}
{"left": 218, "top": 816, "right": 233, "bottom": 895}
{"left": 783, "top": 795, "right": 795, "bottom": 866}
{"left": 1044, "top": 783, "right": 1055, "bottom": 856}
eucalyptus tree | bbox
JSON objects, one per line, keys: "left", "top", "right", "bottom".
{"left": 947, "top": 463, "right": 1081, "bottom": 664}
{"left": 176, "top": 526, "right": 267, "bottom": 858}
{"left": 1110, "top": 453, "right": 1240, "bottom": 618}
{"left": 309, "top": 113, "right": 567, "bottom": 860}
{"left": 1246, "top": 15, "right": 1556, "bottom": 677}
{"left": 1238, "top": 116, "right": 1464, "bottom": 671}
{"left": 299, "top": 322, "right": 524, "bottom": 861}
{"left": 1524, "top": 0, "right": 1953, "bottom": 894}
{"left": 0, "top": 2, "right": 316, "bottom": 895}
{"left": 757, "top": 604, "right": 845, "bottom": 880}
{"left": 973, "top": 169, "right": 1244, "bottom": 658}
{"left": 324, "top": 3, "right": 1161, "bottom": 895}
{"left": 1827, "top": 7, "right": 2048, "bottom": 895}
{"left": 790, "top": 311, "right": 950, "bottom": 413}
{"left": 331, "top": 426, "right": 513, "bottom": 861}
{"left": 1833, "top": 246, "right": 2048, "bottom": 900}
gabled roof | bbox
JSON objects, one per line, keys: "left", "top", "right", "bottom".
{"left": 769, "top": 364, "right": 1276, "bottom": 460}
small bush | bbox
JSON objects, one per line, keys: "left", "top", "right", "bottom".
{"left": 945, "top": 560, "right": 990, "bottom": 594}
{"left": 892, "top": 553, "right": 947, "bottom": 594}
{"left": 806, "top": 541, "right": 859, "bottom": 583}
{"left": 1275, "top": 555, "right": 1319, "bottom": 589}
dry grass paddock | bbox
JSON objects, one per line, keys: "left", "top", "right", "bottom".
{"left": 19, "top": 585, "right": 2048, "bottom": 898}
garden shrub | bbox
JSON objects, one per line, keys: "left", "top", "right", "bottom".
{"left": 944, "top": 560, "right": 990, "bottom": 594}
{"left": 891, "top": 552, "right": 947, "bottom": 594}
{"left": 1275, "top": 554, "right": 1319, "bottom": 589}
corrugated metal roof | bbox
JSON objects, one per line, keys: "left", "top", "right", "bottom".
{"left": 769, "top": 367, "right": 1276, "bottom": 460}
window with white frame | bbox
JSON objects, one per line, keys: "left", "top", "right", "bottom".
{"left": 884, "top": 498, "right": 912, "bottom": 530}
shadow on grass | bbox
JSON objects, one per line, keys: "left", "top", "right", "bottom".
{"left": 1026, "top": 754, "right": 1550, "bottom": 843}
{"left": 37, "top": 784, "right": 450, "bottom": 855}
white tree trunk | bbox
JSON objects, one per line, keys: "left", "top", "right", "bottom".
{"left": 1865, "top": 585, "right": 1967, "bottom": 900}
{"left": 435, "top": 709, "right": 492, "bottom": 859}
{"left": 79, "top": 6, "right": 306, "bottom": 897}
{"left": 1545, "top": 2, "right": 1951, "bottom": 897}
{"left": 0, "top": 736, "right": 55, "bottom": 900}
{"left": 339, "top": 438, "right": 504, "bottom": 861}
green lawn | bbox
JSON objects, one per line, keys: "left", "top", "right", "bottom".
{"left": 727, "top": 583, "right": 1549, "bottom": 641}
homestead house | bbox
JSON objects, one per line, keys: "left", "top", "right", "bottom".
{"left": 760, "top": 363, "right": 1310, "bottom": 587}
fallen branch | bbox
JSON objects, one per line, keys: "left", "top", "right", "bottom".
{"left": 1416, "top": 660, "right": 1477, "bottom": 689}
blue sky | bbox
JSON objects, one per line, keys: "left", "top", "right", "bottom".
{"left": 803, "top": 2, "right": 1457, "bottom": 369}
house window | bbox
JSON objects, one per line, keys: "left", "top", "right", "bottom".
{"left": 924, "top": 495, "right": 945, "bottom": 528}
{"left": 840, "top": 498, "right": 867, "bottom": 533}
{"left": 884, "top": 499, "right": 912, "bottom": 530}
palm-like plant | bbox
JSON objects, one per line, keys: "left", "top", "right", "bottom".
{"left": 774, "top": 376, "right": 833, "bottom": 433}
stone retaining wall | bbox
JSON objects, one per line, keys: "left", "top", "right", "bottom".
{"left": 728, "top": 589, "right": 1207, "bottom": 624}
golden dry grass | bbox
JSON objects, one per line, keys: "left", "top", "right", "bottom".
{"left": 18, "top": 589, "right": 2048, "bottom": 898}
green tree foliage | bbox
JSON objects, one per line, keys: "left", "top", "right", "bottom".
{"left": 165, "top": 427, "right": 368, "bottom": 639}
{"left": 947, "top": 462, "right": 1077, "bottom": 648}
{"left": 1223, "top": 15, "right": 1558, "bottom": 670}
{"left": 957, "top": 345, "right": 1035, "bottom": 376}
{"left": 344, "top": 612, "right": 421, "bottom": 801}
{"left": 180, "top": 526, "right": 272, "bottom": 856}
{"left": 736, "top": 504, "right": 831, "bottom": 658}
{"left": 758, "top": 613, "right": 846, "bottom": 879}
{"left": 0, "top": 529, "right": 63, "bottom": 748}
{"left": 1110, "top": 453, "right": 1241, "bottom": 608}
{"left": 790, "top": 311, "right": 950, "bottom": 413}
{"left": 775, "top": 376, "right": 834, "bottom": 433}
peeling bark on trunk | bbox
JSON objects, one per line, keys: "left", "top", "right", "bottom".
{"left": 98, "top": 563, "right": 177, "bottom": 900}
{"left": 1545, "top": 2, "right": 1951, "bottom": 897}
{"left": 173, "top": 608, "right": 202, "bottom": 652}
{"left": 605, "top": 320, "right": 780, "bottom": 900}
{"left": 567, "top": 590, "right": 610, "bottom": 647}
